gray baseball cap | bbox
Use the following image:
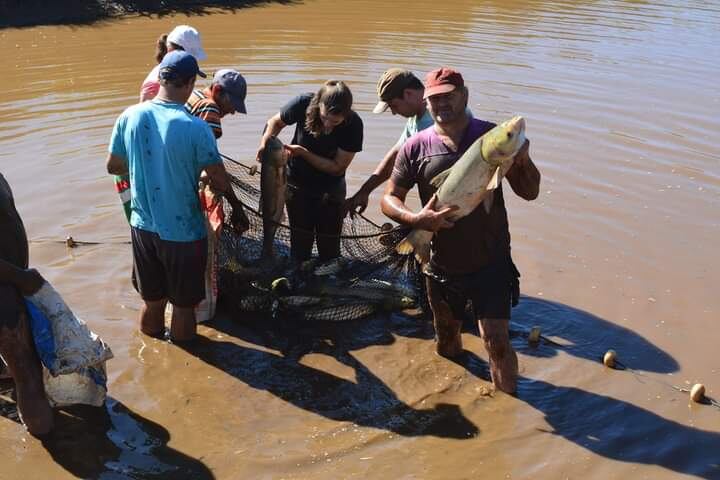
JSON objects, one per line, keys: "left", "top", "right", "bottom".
{"left": 213, "top": 69, "right": 247, "bottom": 114}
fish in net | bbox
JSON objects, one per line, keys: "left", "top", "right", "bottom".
{"left": 216, "top": 154, "right": 427, "bottom": 323}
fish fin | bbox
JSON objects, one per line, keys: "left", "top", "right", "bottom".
{"left": 429, "top": 169, "right": 452, "bottom": 189}
{"left": 486, "top": 167, "right": 501, "bottom": 190}
{"left": 396, "top": 236, "right": 416, "bottom": 256}
{"left": 396, "top": 230, "right": 432, "bottom": 264}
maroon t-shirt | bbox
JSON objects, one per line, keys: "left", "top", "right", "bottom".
{"left": 391, "top": 118, "right": 512, "bottom": 274}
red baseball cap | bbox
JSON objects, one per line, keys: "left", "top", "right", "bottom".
{"left": 423, "top": 67, "right": 464, "bottom": 99}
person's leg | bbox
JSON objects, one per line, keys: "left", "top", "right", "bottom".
{"left": 475, "top": 280, "right": 517, "bottom": 393}
{"left": 316, "top": 195, "right": 344, "bottom": 261}
{"left": 131, "top": 227, "right": 168, "bottom": 337}
{"left": 286, "top": 190, "right": 317, "bottom": 262}
{"left": 0, "top": 285, "right": 53, "bottom": 436}
{"left": 425, "top": 277, "right": 463, "bottom": 357}
{"left": 139, "top": 299, "right": 167, "bottom": 337}
{"left": 170, "top": 306, "right": 196, "bottom": 342}
{"left": 163, "top": 237, "right": 207, "bottom": 342}
{"left": 477, "top": 317, "right": 518, "bottom": 393}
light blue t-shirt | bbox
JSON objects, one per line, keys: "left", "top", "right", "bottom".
{"left": 395, "top": 108, "right": 474, "bottom": 148}
{"left": 109, "top": 100, "right": 220, "bottom": 242}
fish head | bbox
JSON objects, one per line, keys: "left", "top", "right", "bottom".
{"left": 262, "top": 136, "right": 288, "bottom": 167}
{"left": 482, "top": 116, "right": 526, "bottom": 165}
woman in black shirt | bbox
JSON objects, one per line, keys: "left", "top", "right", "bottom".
{"left": 257, "top": 80, "right": 363, "bottom": 262}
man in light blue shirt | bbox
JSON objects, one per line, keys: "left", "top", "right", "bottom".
{"left": 106, "top": 51, "right": 232, "bottom": 342}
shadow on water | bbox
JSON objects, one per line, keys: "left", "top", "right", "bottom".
{"left": 459, "top": 349, "right": 720, "bottom": 478}
{"left": 0, "top": 0, "right": 301, "bottom": 28}
{"left": 181, "top": 327, "right": 478, "bottom": 439}
{"left": 499, "top": 295, "right": 678, "bottom": 374}
{"left": 444, "top": 296, "right": 717, "bottom": 479}
{"left": 0, "top": 394, "right": 214, "bottom": 479}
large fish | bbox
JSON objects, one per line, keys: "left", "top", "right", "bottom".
{"left": 260, "top": 136, "right": 288, "bottom": 259}
{"left": 397, "top": 116, "right": 527, "bottom": 263}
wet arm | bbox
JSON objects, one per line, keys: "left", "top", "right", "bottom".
{"left": 381, "top": 181, "right": 416, "bottom": 226}
{"left": 106, "top": 153, "right": 128, "bottom": 175}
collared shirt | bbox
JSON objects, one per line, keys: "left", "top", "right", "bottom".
{"left": 109, "top": 100, "right": 220, "bottom": 242}
{"left": 186, "top": 88, "right": 223, "bottom": 139}
{"left": 391, "top": 118, "right": 511, "bottom": 274}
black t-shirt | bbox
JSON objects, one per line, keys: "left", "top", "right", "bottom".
{"left": 280, "top": 93, "right": 363, "bottom": 191}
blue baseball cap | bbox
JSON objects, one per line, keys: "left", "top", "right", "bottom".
{"left": 213, "top": 69, "right": 247, "bottom": 114}
{"left": 158, "top": 51, "right": 206, "bottom": 81}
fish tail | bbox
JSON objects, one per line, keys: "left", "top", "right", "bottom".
{"left": 395, "top": 230, "right": 433, "bottom": 263}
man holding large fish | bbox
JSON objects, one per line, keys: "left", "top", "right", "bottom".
{"left": 381, "top": 67, "right": 540, "bottom": 394}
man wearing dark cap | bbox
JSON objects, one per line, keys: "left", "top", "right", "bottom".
{"left": 186, "top": 68, "right": 248, "bottom": 139}
{"left": 106, "top": 51, "right": 234, "bottom": 342}
{"left": 381, "top": 67, "right": 541, "bottom": 394}
{"left": 345, "top": 69, "right": 427, "bottom": 216}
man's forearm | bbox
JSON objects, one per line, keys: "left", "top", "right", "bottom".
{"left": 381, "top": 194, "right": 418, "bottom": 227}
{"left": 360, "top": 148, "right": 399, "bottom": 195}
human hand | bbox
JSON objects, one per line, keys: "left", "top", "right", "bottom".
{"left": 17, "top": 268, "right": 44, "bottom": 296}
{"left": 255, "top": 136, "right": 269, "bottom": 163}
{"left": 513, "top": 139, "right": 530, "bottom": 168}
{"left": 413, "top": 194, "right": 459, "bottom": 232}
{"left": 284, "top": 144, "right": 307, "bottom": 159}
{"left": 344, "top": 191, "right": 369, "bottom": 217}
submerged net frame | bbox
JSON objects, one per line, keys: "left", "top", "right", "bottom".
{"left": 216, "top": 154, "right": 427, "bottom": 322}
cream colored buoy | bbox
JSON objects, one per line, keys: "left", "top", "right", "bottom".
{"left": 528, "top": 326, "right": 541, "bottom": 344}
{"left": 65, "top": 236, "right": 76, "bottom": 248}
{"left": 690, "top": 383, "right": 705, "bottom": 403}
{"left": 603, "top": 350, "right": 617, "bottom": 368}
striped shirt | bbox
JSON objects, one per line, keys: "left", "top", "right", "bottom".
{"left": 185, "top": 88, "right": 223, "bottom": 138}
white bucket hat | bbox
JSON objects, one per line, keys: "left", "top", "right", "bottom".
{"left": 167, "top": 25, "right": 207, "bottom": 61}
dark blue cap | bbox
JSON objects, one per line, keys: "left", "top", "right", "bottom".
{"left": 158, "top": 51, "right": 206, "bottom": 81}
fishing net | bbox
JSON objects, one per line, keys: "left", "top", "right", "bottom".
{"left": 216, "top": 154, "right": 427, "bottom": 323}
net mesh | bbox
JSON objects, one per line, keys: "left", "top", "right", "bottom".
{"left": 217, "top": 155, "right": 426, "bottom": 322}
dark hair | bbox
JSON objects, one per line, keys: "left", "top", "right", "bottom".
{"left": 305, "top": 80, "right": 353, "bottom": 137}
{"left": 159, "top": 74, "right": 195, "bottom": 89}
{"left": 405, "top": 76, "right": 424, "bottom": 93}
{"left": 154, "top": 34, "right": 184, "bottom": 64}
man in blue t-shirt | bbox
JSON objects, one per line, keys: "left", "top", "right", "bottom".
{"left": 106, "top": 51, "right": 232, "bottom": 342}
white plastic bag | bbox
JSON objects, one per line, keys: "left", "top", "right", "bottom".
{"left": 25, "top": 281, "right": 113, "bottom": 407}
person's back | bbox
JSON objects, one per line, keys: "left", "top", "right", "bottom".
{"left": 112, "top": 99, "right": 217, "bottom": 242}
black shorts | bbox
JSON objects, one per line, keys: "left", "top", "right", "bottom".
{"left": 424, "top": 256, "right": 520, "bottom": 321}
{"left": 131, "top": 227, "right": 207, "bottom": 308}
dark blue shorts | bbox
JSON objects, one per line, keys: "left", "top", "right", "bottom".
{"left": 131, "top": 227, "right": 207, "bottom": 308}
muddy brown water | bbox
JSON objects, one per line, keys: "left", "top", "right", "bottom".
{"left": 1, "top": 1, "right": 719, "bottom": 478}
